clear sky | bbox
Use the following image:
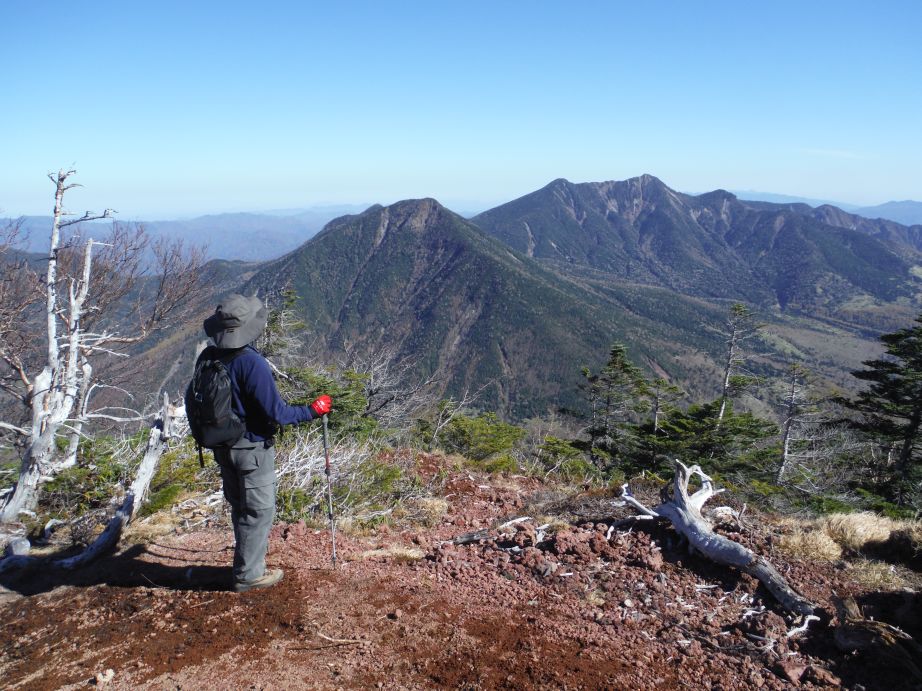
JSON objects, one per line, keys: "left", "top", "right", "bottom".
{"left": 2, "top": 1, "right": 920, "bottom": 218}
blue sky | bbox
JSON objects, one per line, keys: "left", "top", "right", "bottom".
{"left": 2, "top": 1, "right": 920, "bottom": 217}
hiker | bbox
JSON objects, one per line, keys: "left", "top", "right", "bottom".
{"left": 196, "top": 293, "right": 332, "bottom": 592}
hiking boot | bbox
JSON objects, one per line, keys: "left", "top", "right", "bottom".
{"left": 233, "top": 568, "right": 284, "bottom": 593}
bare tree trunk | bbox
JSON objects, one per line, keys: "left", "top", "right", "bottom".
{"left": 623, "top": 460, "right": 815, "bottom": 616}
{"left": 0, "top": 241, "right": 99, "bottom": 521}
{"left": 52, "top": 394, "right": 171, "bottom": 570}
{"left": 716, "top": 334, "right": 737, "bottom": 428}
{"left": 777, "top": 367, "right": 799, "bottom": 484}
{"left": 0, "top": 395, "right": 172, "bottom": 575}
{"left": 0, "top": 368, "right": 55, "bottom": 522}
{"left": 62, "top": 359, "right": 93, "bottom": 470}
{"left": 715, "top": 304, "right": 756, "bottom": 430}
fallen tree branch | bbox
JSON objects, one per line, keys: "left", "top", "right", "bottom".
{"left": 623, "top": 460, "right": 816, "bottom": 616}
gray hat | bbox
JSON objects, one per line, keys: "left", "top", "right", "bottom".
{"left": 203, "top": 293, "right": 268, "bottom": 349}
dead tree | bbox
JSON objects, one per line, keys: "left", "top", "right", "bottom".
{"left": 0, "top": 394, "right": 175, "bottom": 574}
{"left": 342, "top": 344, "right": 440, "bottom": 428}
{"left": 623, "top": 459, "right": 815, "bottom": 616}
{"left": 714, "top": 303, "right": 760, "bottom": 429}
{"left": 0, "top": 169, "right": 202, "bottom": 523}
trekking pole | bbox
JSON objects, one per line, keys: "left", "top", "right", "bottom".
{"left": 321, "top": 414, "right": 338, "bottom": 568}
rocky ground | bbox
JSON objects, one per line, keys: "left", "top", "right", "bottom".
{"left": 1, "top": 458, "right": 920, "bottom": 690}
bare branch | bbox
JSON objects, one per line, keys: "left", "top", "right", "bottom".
{"left": 0, "top": 421, "right": 28, "bottom": 436}
{"left": 59, "top": 208, "right": 115, "bottom": 228}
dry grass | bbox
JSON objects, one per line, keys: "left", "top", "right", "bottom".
{"left": 777, "top": 526, "right": 843, "bottom": 562}
{"left": 534, "top": 515, "right": 572, "bottom": 533}
{"left": 817, "top": 512, "right": 897, "bottom": 553}
{"left": 585, "top": 588, "right": 606, "bottom": 607}
{"left": 126, "top": 512, "right": 185, "bottom": 542}
{"left": 845, "top": 559, "right": 909, "bottom": 591}
{"left": 402, "top": 497, "right": 449, "bottom": 527}
{"left": 776, "top": 512, "right": 922, "bottom": 571}
{"left": 359, "top": 545, "right": 426, "bottom": 562}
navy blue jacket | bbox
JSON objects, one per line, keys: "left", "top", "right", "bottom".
{"left": 218, "top": 346, "right": 317, "bottom": 443}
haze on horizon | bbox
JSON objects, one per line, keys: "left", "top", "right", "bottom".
{"left": 2, "top": 1, "right": 920, "bottom": 218}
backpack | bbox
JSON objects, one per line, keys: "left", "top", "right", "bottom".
{"left": 185, "top": 346, "right": 247, "bottom": 461}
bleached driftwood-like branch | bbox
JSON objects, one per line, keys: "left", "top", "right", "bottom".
{"left": 0, "top": 395, "right": 171, "bottom": 575}
{"left": 624, "top": 460, "right": 815, "bottom": 616}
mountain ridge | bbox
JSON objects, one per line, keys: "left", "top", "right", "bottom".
{"left": 240, "top": 197, "right": 738, "bottom": 416}
{"left": 472, "top": 175, "right": 922, "bottom": 315}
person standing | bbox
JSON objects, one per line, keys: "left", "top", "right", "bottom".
{"left": 200, "top": 293, "right": 331, "bottom": 592}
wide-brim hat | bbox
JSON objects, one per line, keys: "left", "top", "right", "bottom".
{"left": 203, "top": 293, "right": 268, "bottom": 349}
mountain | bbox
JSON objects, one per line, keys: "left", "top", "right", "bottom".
{"left": 854, "top": 200, "right": 922, "bottom": 226}
{"left": 85, "top": 178, "right": 922, "bottom": 422}
{"left": 235, "top": 199, "right": 741, "bottom": 417}
{"left": 471, "top": 176, "right": 922, "bottom": 322}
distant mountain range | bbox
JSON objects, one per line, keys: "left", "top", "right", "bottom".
{"left": 733, "top": 191, "right": 922, "bottom": 226}
{"left": 8, "top": 193, "right": 921, "bottom": 264}
{"left": 5, "top": 205, "right": 368, "bottom": 262}
{"left": 853, "top": 200, "right": 922, "bottom": 226}
{"left": 48, "top": 176, "right": 922, "bottom": 420}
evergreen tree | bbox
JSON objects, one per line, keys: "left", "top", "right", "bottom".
{"left": 635, "top": 378, "right": 685, "bottom": 473}
{"left": 581, "top": 343, "right": 649, "bottom": 467}
{"left": 848, "top": 316, "right": 922, "bottom": 504}
{"left": 656, "top": 400, "right": 777, "bottom": 478}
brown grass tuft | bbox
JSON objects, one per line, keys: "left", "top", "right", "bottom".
{"left": 403, "top": 497, "right": 449, "bottom": 527}
{"left": 818, "top": 512, "right": 896, "bottom": 553}
{"left": 777, "top": 526, "right": 843, "bottom": 562}
{"left": 359, "top": 545, "right": 426, "bottom": 562}
{"left": 845, "top": 559, "right": 908, "bottom": 590}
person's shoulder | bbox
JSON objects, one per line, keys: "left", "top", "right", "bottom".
{"left": 237, "top": 346, "right": 271, "bottom": 371}
{"left": 213, "top": 346, "right": 262, "bottom": 368}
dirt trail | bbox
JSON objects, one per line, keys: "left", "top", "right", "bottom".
{"left": 1, "top": 469, "right": 920, "bottom": 690}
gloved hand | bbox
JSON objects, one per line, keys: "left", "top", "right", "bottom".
{"left": 310, "top": 394, "right": 332, "bottom": 416}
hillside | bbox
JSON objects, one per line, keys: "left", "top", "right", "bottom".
{"left": 112, "top": 183, "right": 917, "bottom": 420}
{"left": 241, "top": 199, "right": 733, "bottom": 417}
{"left": 1, "top": 461, "right": 918, "bottom": 690}
{"left": 471, "top": 176, "right": 922, "bottom": 321}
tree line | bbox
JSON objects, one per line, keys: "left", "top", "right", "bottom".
{"left": 565, "top": 303, "right": 922, "bottom": 515}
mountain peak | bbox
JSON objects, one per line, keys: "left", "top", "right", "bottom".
{"left": 635, "top": 173, "right": 665, "bottom": 186}
{"left": 374, "top": 198, "right": 451, "bottom": 236}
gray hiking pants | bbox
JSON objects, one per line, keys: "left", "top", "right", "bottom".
{"left": 214, "top": 442, "right": 277, "bottom": 583}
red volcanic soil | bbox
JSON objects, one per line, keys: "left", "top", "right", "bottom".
{"left": 1, "top": 466, "right": 919, "bottom": 690}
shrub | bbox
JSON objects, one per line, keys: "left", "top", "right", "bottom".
{"left": 538, "top": 436, "right": 583, "bottom": 471}
{"left": 808, "top": 495, "right": 856, "bottom": 515}
{"left": 139, "top": 441, "right": 217, "bottom": 518}
{"left": 279, "top": 365, "right": 378, "bottom": 440}
{"left": 276, "top": 487, "right": 321, "bottom": 524}
{"left": 442, "top": 412, "right": 525, "bottom": 462}
{"left": 559, "top": 458, "right": 599, "bottom": 482}
{"left": 854, "top": 488, "right": 917, "bottom": 519}
{"left": 41, "top": 437, "right": 135, "bottom": 518}
{"left": 482, "top": 453, "right": 518, "bottom": 474}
